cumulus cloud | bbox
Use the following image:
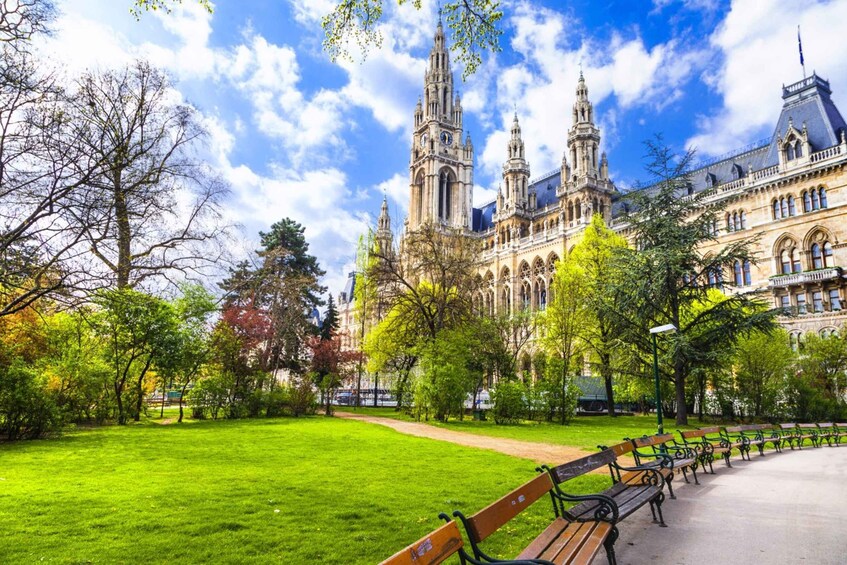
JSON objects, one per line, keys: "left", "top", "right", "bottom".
{"left": 686, "top": 0, "right": 847, "bottom": 156}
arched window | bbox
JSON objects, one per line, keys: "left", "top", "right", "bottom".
{"left": 707, "top": 267, "right": 722, "bottom": 289}
{"left": 743, "top": 260, "right": 752, "bottom": 286}
{"left": 823, "top": 242, "right": 833, "bottom": 268}
{"left": 780, "top": 197, "right": 788, "bottom": 218}
{"left": 787, "top": 144, "right": 795, "bottom": 160}
{"left": 803, "top": 191, "right": 812, "bottom": 212}
{"left": 740, "top": 211, "right": 747, "bottom": 230}
{"left": 773, "top": 200, "right": 781, "bottom": 219}
{"left": 811, "top": 189, "right": 820, "bottom": 210}
{"left": 819, "top": 187, "right": 828, "bottom": 208}
{"left": 795, "top": 140, "right": 803, "bottom": 158}
{"left": 811, "top": 243, "right": 823, "bottom": 269}
{"left": 791, "top": 249, "right": 801, "bottom": 272}
{"left": 780, "top": 250, "right": 791, "bottom": 274}
{"left": 788, "top": 195, "right": 796, "bottom": 216}
{"left": 733, "top": 212, "right": 739, "bottom": 231}
{"left": 733, "top": 261, "right": 743, "bottom": 286}
{"left": 521, "top": 282, "right": 531, "bottom": 310}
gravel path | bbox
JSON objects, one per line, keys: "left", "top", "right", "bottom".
{"left": 334, "top": 411, "right": 593, "bottom": 465}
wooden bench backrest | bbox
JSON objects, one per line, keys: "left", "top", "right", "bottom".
{"left": 549, "top": 449, "right": 616, "bottom": 484}
{"left": 737, "top": 425, "right": 760, "bottom": 432}
{"left": 797, "top": 423, "right": 817, "bottom": 430}
{"left": 779, "top": 423, "right": 797, "bottom": 430}
{"left": 724, "top": 426, "right": 743, "bottom": 433}
{"left": 465, "top": 473, "right": 554, "bottom": 543}
{"left": 607, "top": 441, "right": 634, "bottom": 457}
{"left": 631, "top": 433, "right": 675, "bottom": 448}
{"left": 679, "top": 429, "right": 705, "bottom": 440}
{"left": 836, "top": 423, "right": 847, "bottom": 428}
{"left": 817, "top": 422, "right": 833, "bottom": 428}
{"left": 379, "top": 521, "right": 464, "bottom": 565}
{"left": 699, "top": 426, "right": 721, "bottom": 434}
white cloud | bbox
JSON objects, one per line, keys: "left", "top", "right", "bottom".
{"left": 377, "top": 173, "right": 410, "bottom": 213}
{"left": 686, "top": 0, "right": 847, "bottom": 156}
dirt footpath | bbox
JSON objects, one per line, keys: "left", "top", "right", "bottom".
{"left": 334, "top": 411, "right": 592, "bottom": 465}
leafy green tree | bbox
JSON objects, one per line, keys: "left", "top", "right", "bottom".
{"left": 321, "top": 294, "right": 339, "bottom": 341}
{"left": 537, "top": 354, "right": 579, "bottom": 424}
{"left": 93, "top": 288, "right": 179, "bottom": 424}
{"left": 541, "top": 258, "right": 587, "bottom": 424}
{"left": 570, "top": 213, "right": 629, "bottom": 416}
{"left": 612, "top": 136, "right": 777, "bottom": 425}
{"left": 362, "top": 304, "right": 418, "bottom": 410}
{"left": 491, "top": 379, "right": 526, "bottom": 424}
{"left": 798, "top": 331, "right": 847, "bottom": 402}
{"left": 167, "top": 284, "right": 218, "bottom": 423}
{"left": 733, "top": 329, "right": 795, "bottom": 419}
{"left": 415, "top": 327, "right": 477, "bottom": 421}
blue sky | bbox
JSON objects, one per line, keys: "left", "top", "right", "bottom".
{"left": 33, "top": 0, "right": 847, "bottom": 298}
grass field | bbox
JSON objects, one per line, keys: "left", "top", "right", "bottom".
{"left": 339, "top": 407, "right": 704, "bottom": 450}
{"left": 0, "top": 416, "right": 611, "bottom": 564}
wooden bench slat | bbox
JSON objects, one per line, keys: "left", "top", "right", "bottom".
{"left": 379, "top": 521, "right": 463, "bottom": 565}
{"left": 542, "top": 521, "right": 611, "bottom": 565}
{"left": 551, "top": 449, "right": 616, "bottom": 483}
{"left": 515, "top": 516, "right": 574, "bottom": 560}
{"left": 467, "top": 473, "right": 554, "bottom": 543}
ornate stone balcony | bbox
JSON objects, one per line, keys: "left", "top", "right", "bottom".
{"left": 768, "top": 267, "right": 843, "bottom": 288}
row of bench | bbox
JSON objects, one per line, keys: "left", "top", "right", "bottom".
{"left": 380, "top": 422, "right": 847, "bottom": 565}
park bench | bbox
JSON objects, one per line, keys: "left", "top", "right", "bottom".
{"left": 448, "top": 472, "right": 619, "bottom": 565}
{"left": 627, "top": 434, "right": 700, "bottom": 497}
{"left": 541, "top": 448, "right": 666, "bottom": 528}
{"left": 833, "top": 423, "right": 847, "bottom": 446}
{"left": 731, "top": 424, "right": 782, "bottom": 456}
{"left": 778, "top": 423, "right": 818, "bottom": 449}
{"left": 379, "top": 520, "right": 544, "bottom": 565}
{"left": 678, "top": 427, "right": 735, "bottom": 472}
{"left": 816, "top": 423, "right": 837, "bottom": 447}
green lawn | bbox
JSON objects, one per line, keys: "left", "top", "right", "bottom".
{"left": 340, "top": 407, "right": 705, "bottom": 450}
{"left": 0, "top": 417, "right": 610, "bottom": 564}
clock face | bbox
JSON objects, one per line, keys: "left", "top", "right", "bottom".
{"left": 420, "top": 133, "right": 428, "bottom": 147}
{"left": 440, "top": 131, "right": 453, "bottom": 146}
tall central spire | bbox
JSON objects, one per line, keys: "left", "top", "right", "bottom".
{"left": 425, "top": 21, "right": 454, "bottom": 119}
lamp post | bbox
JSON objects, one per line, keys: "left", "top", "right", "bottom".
{"left": 649, "top": 323, "right": 677, "bottom": 435}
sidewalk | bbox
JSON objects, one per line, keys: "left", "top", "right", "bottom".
{"left": 614, "top": 446, "right": 847, "bottom": 564}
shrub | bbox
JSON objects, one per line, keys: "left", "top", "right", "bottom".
{"left": 491, "top": 380, "right": 527, "bottom": 424}
{"left": 0, "top": 361, "right": 61, "bottom": 440}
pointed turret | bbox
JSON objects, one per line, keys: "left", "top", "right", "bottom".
{"left": 376, "top": 196, "right": 393, "bottom": 254}
{"left": 503, "top": 112, "right": 530, "bottom": 210}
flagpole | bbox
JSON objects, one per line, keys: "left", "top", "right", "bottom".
{"left": 798, "top": 25, "right": 806, "bottom": 79}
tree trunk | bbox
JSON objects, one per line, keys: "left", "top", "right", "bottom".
{"left": 114, "top": 176, "right": 132, "bottom": 289}
{"left": 600, "top": 354, "right": 615, "bottom": 417}
{"left": 134, "top": 357, "right": 154, "bottom": 422}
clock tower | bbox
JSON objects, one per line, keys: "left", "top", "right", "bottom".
{"left": 407, "top": 21, "right": 474, "bottom": 231}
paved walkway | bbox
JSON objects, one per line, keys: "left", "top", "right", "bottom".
{"left": 334, "top": 410, "right": 592, "bottom": 464}
{"left": 615, "top": 446, "right": 847, "bottom": 564}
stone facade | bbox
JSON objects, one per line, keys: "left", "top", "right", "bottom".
{"left": 339, "top": 26, "right": 847, "bottom": 352}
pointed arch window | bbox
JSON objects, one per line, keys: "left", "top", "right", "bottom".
{"left": 740, "top": 211, "right": 747, "bottom": 230}
{"left": 811, "top": 189, "right": 820, "bottom": 210}
{"left": 795, "top": 140, "right": 803, "bottom": 158}
{"left": 773, "top": 200, "right": 781, "bottom": 220}
{"left": 823, "top": 241, "right": 833, "bottom": 268}
{"left": 743, "top": 260, "right": 752, "bottom": 285}
{"left": 780, "top": 197, "right": 788, "bottom": 218}
{"left": 780, "top": 250, "right": 791, "bottom": 274}
{"left": 811, "top": 243, "right": 823, "bottom": 269}
{"left": 819, "top": 187, "right": 828, "bottom": 208}
{"left": 788, "top": 195, "right": 796, "bottom": 216}
{"left": 733, "top": 261, "right": 743, "bottom": 286}
{"left": 803, "top": 190, "right": 813, "bottom": 212}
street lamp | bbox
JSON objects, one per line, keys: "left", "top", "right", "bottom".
{"left": 649, "top": 323, "right": 677, "bottom": 435}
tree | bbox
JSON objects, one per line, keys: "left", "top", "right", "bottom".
{"left": 169, "top": 284, "right": 217, "bottom": 423}
{"left": 415, "top": 326, "right": 477, "bottom": 421}
{"left": 569, "top": 213, "right": 629, "bottom": 416}
{"left": 541, "top": 258, "right": 588, "bottom": 424}
{"left": 0, "top": 0, "right": 105, "bottom": 317}
{"left": 734, "top": 329, "right": 795, "bottom": 419}
{"left": 220, "top": 218, "right": 326, "bottom": 376}
{"left": 362, "top": 304, "right": 419, "bottom": 410}
{"left": 612, "top": 136, "right": 777, "bottom": 425}
{"left": 321, "top": 294, "right": 339, "bottom": 341}
{"left": 798, "top": 332, "right": 847, "bottom": 404}
{"left": 308, "top": 331, "right": 360, "bottom": 416}
{"left": 64, "top": 61, "right": 229, "bottom": 290}
{"left": 93, "top": 288, "right": 178, "bottom": 424}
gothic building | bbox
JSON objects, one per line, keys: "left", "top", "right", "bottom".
{"left": 339, "top": 24, "right": 847, "bottom": 354}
